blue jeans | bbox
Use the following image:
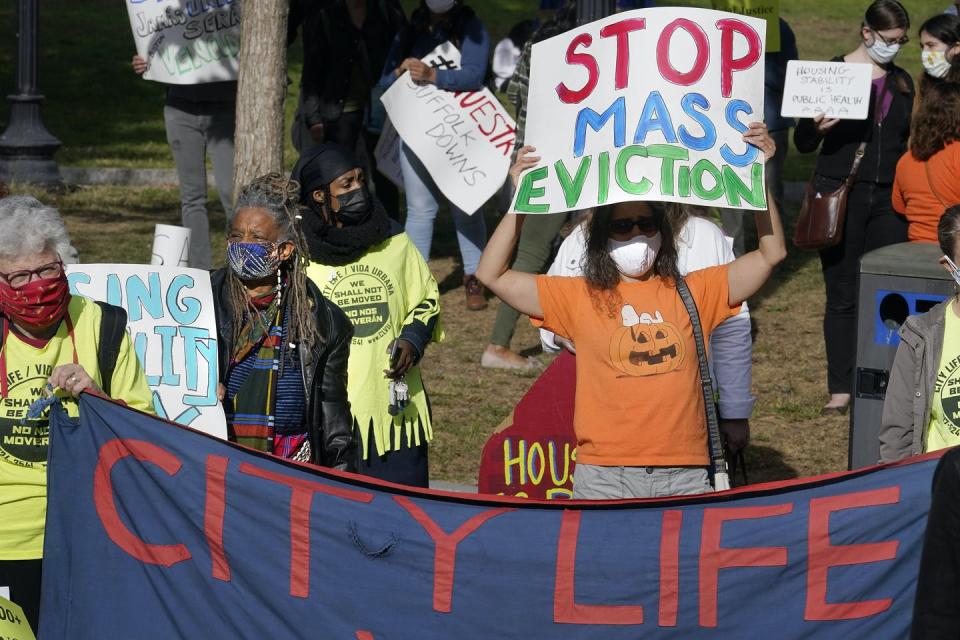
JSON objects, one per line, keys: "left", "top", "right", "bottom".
{"left": 399, "top": 143, "right": 487, "bottom": 275}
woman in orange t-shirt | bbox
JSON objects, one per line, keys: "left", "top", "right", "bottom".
{"left": 893, "top": 14, "right": 960, "bottom": 242}
{"left": 476, "top": 124, "right": 785, "bottom": 500}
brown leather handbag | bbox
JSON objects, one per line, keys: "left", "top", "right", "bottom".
{"left": 792, "top": 141, "right": 866, "bottom": 250}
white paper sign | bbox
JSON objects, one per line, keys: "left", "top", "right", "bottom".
{"left": 780, "top": 60, "right": 873, "bottom": 120}
{"left": 374, "top": 119, "right": 405, "bottom": 190}
{"left": 126, "top": 0, "right": 240, "bottom": 85}
{"left": 151, "top": 224, "right": 191, "bottom": 267}
{"left": 66, "top": 265, "right": 227, "bottom": 439}
{"left": 513, "top": 8, "right": 767, "bottom": 214}
{"left": 380, "top": 43, "right": 516, "bottom": 215}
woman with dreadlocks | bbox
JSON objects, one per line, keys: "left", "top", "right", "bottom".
{"left": 212, "top": 173, "right": 356, "bottom": 470}
{"left": 294, "top": 143, "right": 442, "bottom": 488}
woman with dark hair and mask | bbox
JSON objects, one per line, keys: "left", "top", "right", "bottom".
{"left": 0, "top": 196, "right": 153, "bottom": 630}
{"left": 794, "top": 0, "right": 914, "bottom": 414}
{"left": 477, "top": 125, "right": 784, "bottom": 500}
{"left": 892, "top": 13, "right": 960, "bottom": 244}
{"left": 212, "top": 174, "right": 356, "bottom": 470}
{"left": 294, "top": 143, "right": 442, "bottom": 488}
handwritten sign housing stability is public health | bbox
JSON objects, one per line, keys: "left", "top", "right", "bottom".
{"left": 780, "top": 60, "right": 873, "bottom": 120}
{"left": 514, "top": 8, "right": 768, "bottom": 215}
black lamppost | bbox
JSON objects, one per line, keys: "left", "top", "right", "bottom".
{"left": 0, "top": 0, "right": 61, "bottom": 185}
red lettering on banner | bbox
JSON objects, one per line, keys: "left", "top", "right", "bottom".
{"left": 656, "top": 19, "right": 710, "bottom": 86}
{"left": 239, "top": 463, "right": 374, "bottom": 598}
{"left": 716, "top": 19, "right": 762, "bottom": 98}
{"left": 554, "top": 510, "right": 644, "bottom": 625}
{"left": 599, "top": 18, "right": 646, "bottom": 90}
{"left": 394, "top": 496, "right": 513, "bottom": 613}
{"left": 659, "top": 510, "right": 682, "bottom": 627}
{"left": 556, "top": 34, "right": 599, "bottom": 104}
{"left": 93, "top": 438, "right": 192, "bottom": 567}
{"left": 805, "top": 487, "right": 900, "bottom": 620}
{"left": 699, "top": 504, "right": 793, "bottom": 627}
{"left": 204, "top": 455, "right": 231, "bottom": 582}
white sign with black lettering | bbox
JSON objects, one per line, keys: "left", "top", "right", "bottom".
{"left": 780, "top": 60, "right": 873, "bottom": 120}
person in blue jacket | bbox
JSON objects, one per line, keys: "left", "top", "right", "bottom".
{"left": 380, "top": 0, "right": 491, "bottom": 311}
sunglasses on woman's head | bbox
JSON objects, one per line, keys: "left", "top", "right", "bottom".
{"left": 609, "top": 216, "right": 659, "bottom": 235}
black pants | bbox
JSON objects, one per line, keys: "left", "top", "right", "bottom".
{"left": 0, "top": 559, "right": 42, "bottom": 633}
{"left": 818, "top": 180, "right": 907, "bottom": 394}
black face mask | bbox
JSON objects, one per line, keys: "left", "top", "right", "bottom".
{"left": 331, "top": 185, "right": 373, "bottom": 225}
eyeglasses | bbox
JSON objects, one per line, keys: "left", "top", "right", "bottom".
{"left": 872, "top": 29, "right": 909, "bottom": 46}
{"left": 0, "top": 260, "right": 64, "bottom": 289}
{"left": 609, "top": 216, "right": 659, "bottom": 235}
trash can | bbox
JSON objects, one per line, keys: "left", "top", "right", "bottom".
{"left": 849, "top": 242, "right": 953, "bottom": 469}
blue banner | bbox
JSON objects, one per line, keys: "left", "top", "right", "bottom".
{"left": 40, "top": 395, "right": 936, "bottom": 638}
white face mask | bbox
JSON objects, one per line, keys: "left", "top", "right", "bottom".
{"left": 866, "top": 35, "right": 901, "bottom": 64}
{"left": 608, "top": 233, "right": 662, "bottom": 278}
{"left": 923, "top": 50, "right": 952, "bottom": 78}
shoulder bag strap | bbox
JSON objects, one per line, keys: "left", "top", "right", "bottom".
{"left": 675, "top": 275, "right": 729, "bottom": 491}
{"left": 95, "top": 301, "right": 129, "bottom": 398}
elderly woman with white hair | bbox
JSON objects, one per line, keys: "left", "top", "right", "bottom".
{"left": 0, "top": 195, "right": 153, "bottom": 630}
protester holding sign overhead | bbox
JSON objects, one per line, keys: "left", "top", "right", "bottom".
{"left": 892, "top": 13, "right": 960, "bottom": 244}
{"left": 212, "top": 175, "right": 356, "bottom": 469}
{"left": 794, "top": 0, "right": 913, "bottom": 415}
{"left": 296, "top": 144, "right": 443, "bottom": 487}
{"left": 477, "top": 124, "right": 782, "bottom": 500}
{"left": 380, "top": 0, "right": 490, "bottom": 311}
{"left": 0, "top": 196, "right": 153, "bottom": 630}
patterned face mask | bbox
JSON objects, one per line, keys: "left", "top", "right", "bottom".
{"left": 227, "top": 242, "right": 281, "bottom": 281}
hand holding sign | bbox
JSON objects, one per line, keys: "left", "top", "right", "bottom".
{"left": 509, "top": 146, "right": 541, "bottom": 189}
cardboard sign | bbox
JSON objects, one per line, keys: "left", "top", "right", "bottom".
{"left": 781, "top": 60, "right": 874, "bottom": 120}
{"left": 66, "top": 265, "right": 226, "bottom": 438}
{"left": 41, "top": 393, "right": 937, "bottom": 638}
{"left": 712, "top": 0, "right": 780, "bottom": 52}
{"left": 0, "top": 597, "right": 35, "bottom": 640}
{"left": 513, "top": 8, "right": 767, "bottom": 215}
{"left": 478, "top": 352, "right": 577, "bottom": 499}
{"left": 126, "top": 0, "right": 240, "bottom": 85}
{"left": 380, "top": 43, "right": 516, "bottom": 215}
{"left": 150, "top": 224, "right": 191, "bottom": 267}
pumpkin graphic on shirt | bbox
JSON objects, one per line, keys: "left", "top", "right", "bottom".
{"left": 609, "top": 305, "right": 685, "bottom": 377}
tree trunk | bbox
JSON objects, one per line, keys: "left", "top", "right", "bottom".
{"left": 233, "top": 0, "right": 289, "bottom": 201}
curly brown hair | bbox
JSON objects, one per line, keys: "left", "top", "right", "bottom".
{"left": 910, "top": 79, "right": 960, "bottom": 160}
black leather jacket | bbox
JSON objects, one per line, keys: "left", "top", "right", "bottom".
{"left": 211, "top": 270, "right": 356, "bottom": 471}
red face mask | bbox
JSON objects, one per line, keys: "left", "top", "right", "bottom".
{"left": 0, "top": 272, "right": 71, "bottom": 330}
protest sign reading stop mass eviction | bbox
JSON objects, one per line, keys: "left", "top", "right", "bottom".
{"left": 513, "top": 8, "right": 767, "bottom": 215}
{"left": 66, "top": 265, "right": 226, "bottom": 438}
{"left": 126, "top": 0, "right": 240, "bottom": 85}
{"left": 380, "top": 43, "right": 516, "bottom": 215}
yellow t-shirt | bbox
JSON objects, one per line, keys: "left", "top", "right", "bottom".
{"left": 0, "top": 296, "right": 154, "bottom": 560}
{"left": 306, "top": 233, "right": 443, "bottom": 459}
{"left": 927, "top": 304, "right": 960, "bottom": 452}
